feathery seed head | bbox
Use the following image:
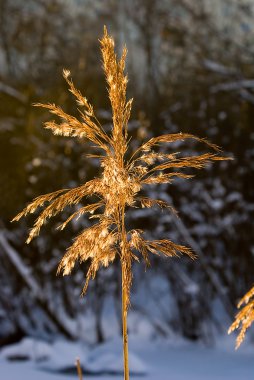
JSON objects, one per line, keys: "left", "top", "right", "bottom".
{"left": 229, "top": 285, "right": 254, "bottom": 349}
{"left": 13, "top": 26, "right": 231, "bottom": 307}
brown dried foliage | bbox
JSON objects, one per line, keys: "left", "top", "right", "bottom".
{"left": 12, "top": 26, "right": 231, "bottom": 307}
{"left": 12, "top": 27, "right": 233, "bottom": 380}
{"left": 228, "top": 285, "right": 254, "bottom": 349}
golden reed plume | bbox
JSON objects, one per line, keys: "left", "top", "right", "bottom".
{"left": 13, "top": 27, "right": 231, "bottom": 379}
{"left": 228, "top": 285, "right": 254, "bottom": 349}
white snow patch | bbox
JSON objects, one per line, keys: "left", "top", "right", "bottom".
{"left": 37, "top": 339, "right": 88, "bottom": 372}
{"left": 86, "top": 338, "right": 146, "bottom": 374}
{"left": 0, "top": 335, "right": 253, "bottom": 380}
{"left": 0, "top": 338, "right": 52, "bottom": 362}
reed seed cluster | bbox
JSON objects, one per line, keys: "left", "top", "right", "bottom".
{"left": 13, "top": 27, "right": 231, "bottom": 379}
{"left": 229, "top": 285, "right": 254, "bottom": 349}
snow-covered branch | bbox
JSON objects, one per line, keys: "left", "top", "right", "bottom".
{"left": 0, "top": 233, "right": 76, "bottom": 340}
{"left": 171, "top": 214, "right": 234, "bottom": 317}
{"left": 203, "top": 60, "right": 238, "bottom": 76}
{"left": 0, "top": 233, "right": 41, "bottom": 299}
{"left": 211, "top": 79, "right": 254, "bottom": 93}
{"left": 0, "top": 82, "right": 27, "bottom": 103}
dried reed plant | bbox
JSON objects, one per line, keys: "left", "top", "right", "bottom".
{"left": 13, "top": 27, "right": 231, "bottom": 379}
{"left": 228, "top": 285, "right": 254, "bottom": 349}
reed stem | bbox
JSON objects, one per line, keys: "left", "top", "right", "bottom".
{"left": 120, "top": 201, "right": 130, "bottom": 380}
{"left": 122, "top": 262, "right": 130, "bottom": 380}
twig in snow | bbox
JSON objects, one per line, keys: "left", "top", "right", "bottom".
{"left": 76, "top": 357, "right": 83, "bottom": 380}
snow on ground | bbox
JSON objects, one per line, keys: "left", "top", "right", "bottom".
{"left": 0, "top": 335, "right": 253, "bottom": 380}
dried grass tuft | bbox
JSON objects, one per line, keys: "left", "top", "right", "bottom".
{"left": 228, "top": 285, "right": 254, "bottom": 349}
{"left": 12, "top": 27, "right": 232, "bottom": 380}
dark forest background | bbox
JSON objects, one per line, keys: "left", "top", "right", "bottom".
{"left": 0, "top": 0, "right": 253, "bottom": 346}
